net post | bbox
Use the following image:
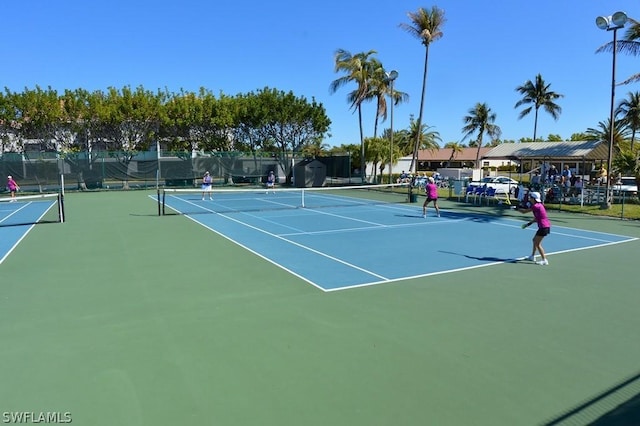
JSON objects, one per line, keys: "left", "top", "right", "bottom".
{"left": 162, "top": 189, "right": 165, "bottom": 216}
{"left": 301, "top": 188, "right": 305, "bottom": 208}
{"left": 157, "top": 188, "right": 161, "bottom": 216}
{"left": 58, "top": 191, "right": 65, "bottom": 223}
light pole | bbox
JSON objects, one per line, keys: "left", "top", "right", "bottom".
{"left": 596, "top": 11, "right": 627, "bottom": 209}
{"left": 387, "top": 70, "right": 398, "bottom": 184}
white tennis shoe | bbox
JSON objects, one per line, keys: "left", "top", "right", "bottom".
{"left": 537, "top": 259, "right": 549, "bottom": 266}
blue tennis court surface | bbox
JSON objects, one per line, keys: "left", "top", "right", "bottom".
{"left": 0, "top": 196, "right": 59, "bottom": 264}
{"left": 162, "top": 192, "right": 637, "bottom": 291}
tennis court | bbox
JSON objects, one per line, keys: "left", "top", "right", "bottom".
{"left": 0, "top": 193, "right": 65, "bottom": 264}
{"left": 160, "top": 186, "right": 636, "bottom": 291}
{"left": 1, "top": 189, "right": 639, "bottom": 426}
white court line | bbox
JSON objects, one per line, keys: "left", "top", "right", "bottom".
{"left": 164, "top": 196, "right": 638, "bottom": 292}
{"left": 215, "top": 212, "right": 390, "bottom": 282}
{"left": 0, "top": 201, "right": 56, "bottom": 265}
{"left": 491, "top": 219, "right": 638, "bottom": 243}
{"left": 279, "top": 218, "right": 465, "bottom": 237}
{"left": 164, "top": 197, "right": 391, "bottom": 286}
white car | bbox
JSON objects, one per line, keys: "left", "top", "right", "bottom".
{"left": 467, "top": 176, "right": 519, "bottom": 195}
{"left": 613, "top": 177, "right": 638, "bottom": 197}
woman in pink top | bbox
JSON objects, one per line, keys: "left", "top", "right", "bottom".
{"left": 7, "top": 175, "right": 20, "bottom": 201}
{"left": 422, "top": 177, "right": 440, "bottom": 218}
{"left": 518, "top": 191, "right": 551, "bottom": 265}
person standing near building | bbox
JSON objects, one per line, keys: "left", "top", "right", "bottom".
{"left": 518, "top": 191, "right": 551, "bottom": 266}
{"left": 201, "top": 171, "right": 213, "bottom": 200}
{"left": 7, "top": 175, "right": 20, "bottom": 201}
{"left": 422, "top": 177, "right": 440, "bottom": 218}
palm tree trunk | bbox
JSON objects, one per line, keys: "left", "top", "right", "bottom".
{"left": 474, "top": 135, "right": 484, "bottom": 169}
{"left": 533, "top": 108, "right": 539, "bottom": 142}
{"left": 410, "top": 46, "right": 430, "bottom": 173}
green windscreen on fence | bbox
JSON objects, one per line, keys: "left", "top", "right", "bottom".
{"left": 0, "top": 151, "right": 353, "bottom": 192}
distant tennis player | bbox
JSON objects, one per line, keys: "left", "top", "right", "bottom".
{"left": 266, "top": 171, "right": 276, "bottom": 194}
{"left": 7, "top": 175, "right": 20, "bottom": 202}
{"left": 422, "top": 176, "right": 440, "bottom": 218}
{"left": 517, "top": 191, "right": 550, "bottom": 265}
{"left": 201, "top": 171, "right": 212, "bottom": 200}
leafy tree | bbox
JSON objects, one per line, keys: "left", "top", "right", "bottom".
{"left": 570, "top": 132, "right": 589, "bottom": 141}
{"left": 300, "top": 139, "right": 330, "bottom": 158}
{"left": 0, "top": 90, "right": 17, "bottom": 152}
{"left": 461, "top": 102, "right": 502, "bottom": 168}
{"left": 257, "top": 88, "right": 331, "bottom": 183}
{"left": 514, "top": 74, "right": 563, "bottom": 142}
{"left": 400, "top": 5, "right": 446, "bottom": 173}
{"left": 364, "top": 137, "right": 389, "bottom": 180}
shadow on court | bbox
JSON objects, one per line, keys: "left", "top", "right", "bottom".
{"left": 438, "top": 250, "right": 520, "bottom": 263}
{"left": 543, "top": 371, "right": 640, "bottom": 425}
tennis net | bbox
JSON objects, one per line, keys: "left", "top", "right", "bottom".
{"left": 0, "top": 193, "right": 65, "bottom": 227}
{"left": 160, "top": 184, "right": 411, "bottom": 216}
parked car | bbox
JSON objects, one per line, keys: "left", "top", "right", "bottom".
{"left": 613, "top": 177, "right": 638, "bottom": 197}
{"left": 467, "top": 176, "right": 519, "bottom": 195}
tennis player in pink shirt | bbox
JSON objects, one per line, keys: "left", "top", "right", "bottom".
{"left": 518, "top": 191, "right": 551, "bottom": 265}
{"left": 422, "top": 177, "right": 440, "bottom": 218}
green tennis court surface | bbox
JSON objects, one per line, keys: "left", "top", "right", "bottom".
{"left": 1, "top": 190, "right": 639, "bottom": 425}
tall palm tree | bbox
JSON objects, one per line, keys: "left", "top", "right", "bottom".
{"left": 616, "top": 91, "right": 640, "bottom": 151}
{"left": 461, "top": 103, "right": 502, "bottom": 168}
{"left": 514, "top": 74, "right": 563, "bottom": 142}
{"left": 367, "top": 64, "right": 410, "bottom": 139}
{"left": 443, "top": 141, "right": 464, "bottom": 167}
{"left": 399, "top": 6, "right": 446, "bottom": 173}
{"left": 330, "top": 49, "right": 378, "bottom": 181}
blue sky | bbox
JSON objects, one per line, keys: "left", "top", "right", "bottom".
{"left": 2, "top": 1, "right": 638, "bottom": 147}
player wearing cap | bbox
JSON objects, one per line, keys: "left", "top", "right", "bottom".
{"left": 201, "top": 171, "right": 213, "bottom": 200}
{"left": 517, "top": 191, "right": 551, "bottom": 266}
{"left": 7, "top": 175, "right": 20, "bottom": 202}
{"left": 422, "top": 176, "right": 440, "bottom": 218}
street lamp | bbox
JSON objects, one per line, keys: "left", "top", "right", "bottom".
{"left": 387, "top": 70, "right": 398, "bottom": 184}
{"left": 596, "top": 11, "right": 627, "bottom": 209}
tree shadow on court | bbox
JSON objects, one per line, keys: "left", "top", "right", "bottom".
{"left": 543, "top": 371, "right": 640, "bottom": 425}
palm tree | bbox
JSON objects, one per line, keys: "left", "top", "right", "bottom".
{"left": 443, "top": 141, "right": 464, "bottom": 167}
{"left": 399, "top": 6, "right": 446, "bottom": 173}
{"left": 407, "top": 116, "right": 441, "bottom": 158}
{"left": 367, "top": 64, "right": 410, "bottom": 139}
{"left": 598, "top": 18, "right": 640, "bottom": 85}
{"left": 514, "top": 74, "right": 563, "bottom": 142}
{"left": 585, "top": 118, "right": 629, "bottom": 152}
{"left": 616, "top": 91, "right": 640, "bottom": 151}
{"left": 461, "top": 103, "right": 502, "bottom": 168}
{"left": 330, "top": 49, "right": 378, "bottom": 181}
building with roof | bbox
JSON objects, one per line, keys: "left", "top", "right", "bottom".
{"left": 368, "top": 140, "right": 610, "bottom": 182}
{"left": 482, "top": 140, "right": 609, "bottom": 178}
